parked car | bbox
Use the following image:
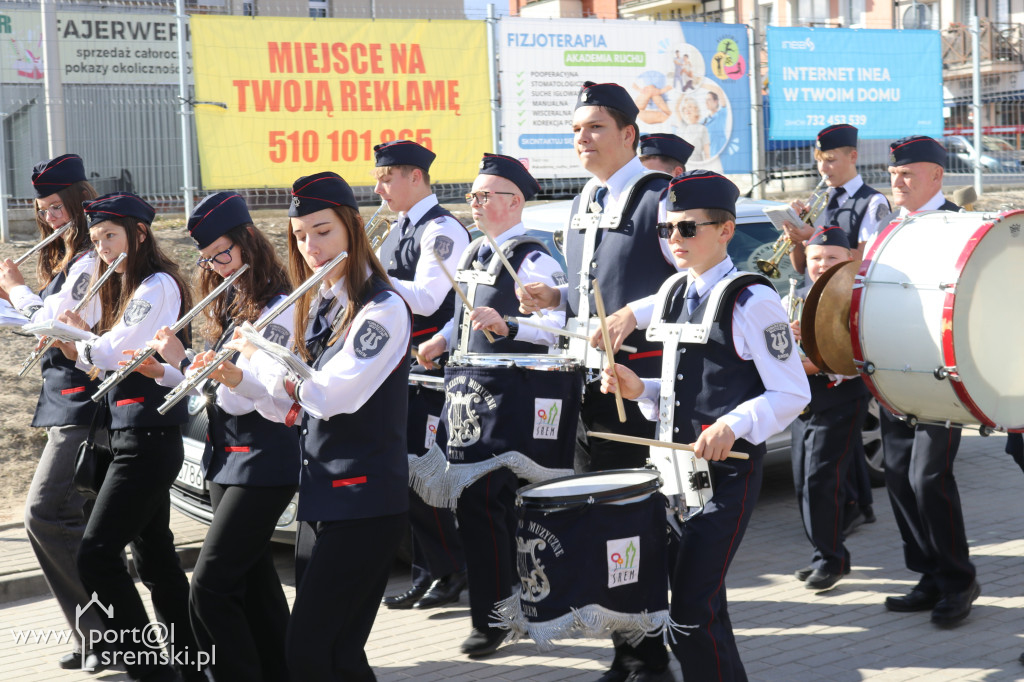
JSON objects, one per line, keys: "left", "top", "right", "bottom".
{"left": 170, "top": 198, "right": 884, "bottom": 541}
{"left": 943, "top": 135, "right": 1024, "bottom": 173}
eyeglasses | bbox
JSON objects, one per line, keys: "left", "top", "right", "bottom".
{"left": 656, "top": 220, "right": 721, "bottom": 240}
{"left": 465, "top": 191, "right": 515, "bottom": 205}
{"left": 196, "top": 244, "right": 235, "bottom": 270}
{"left": 37, "top": 203, "right": 65, "bottom": 219}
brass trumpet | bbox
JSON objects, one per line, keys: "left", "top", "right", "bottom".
{"left": 364, "top": 199, "right": 395, "bottom": 252}
{"left": 787, "top": 276, "right": 804, "bottom": 323}
{"left": 756, "top": 178, "right": 830, "bottom": 279}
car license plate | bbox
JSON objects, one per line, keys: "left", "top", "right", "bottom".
{"left": 176, "top": 459, "right": 207, "bottom": 493}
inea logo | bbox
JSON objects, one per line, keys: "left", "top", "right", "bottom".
{"left": 781, "top": 37, "right": 815, "bottom": 51}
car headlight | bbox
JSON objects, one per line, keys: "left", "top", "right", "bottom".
{"left": 276, "top": 499, "right": 297, "bottom": 527}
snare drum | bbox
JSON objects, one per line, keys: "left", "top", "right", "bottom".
{"left": 437, "top": 355, "right": 584, "bottom": 468}
{"left": 501, "top": 470, "right": 672, "bottom": 645}
{"left": 852, "top": 210, "right": 1024, "bottom": 430}
{"left": 407, "top": 371, "right": 445, "bottom": 456}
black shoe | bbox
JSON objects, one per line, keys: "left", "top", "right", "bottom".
{"left": 885, "top": 588, "right": 942, "bottom": 612}
{"left": 58, "top": 651, "right": 102, "bottom": 672}
{"left": 931, "top": 581, "right": 981, "bottom": 627}
{"left": 843, "top": 507, "right": 865, "bottom": 535}
{"left": 382, "top": 580, "right": 431, "bottom": 609}
{"left": 461, "top": 628, "right": 505, "bottom": 657}
{"left": 414, "top": 572, "right": 467, "bottom": 609}
{"left": 805, "top": 565, "right": 850, "bottom": 591}
{"left": 596, "top": 670, "right": 630, "bottom": 682}
{"left": 626, "top": 668, "right": 676, "bottom": 682}
{"left": 794, "top": 565, "right": 815, "bottom": 582}
{"left": 861, "top": 505, "right": 876, "bottom": 524}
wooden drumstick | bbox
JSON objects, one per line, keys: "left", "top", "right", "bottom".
{"left": 481, "top": 230, "right": 528, "bottom": 293}
{"left": 501, "top": 315, "right": 638, "bottom": 354}
{"left": 593, "top": 279, "right": 626, "bottom": 423}
{"left": 586, "top": 430, "right": 750, "bottom": 460}
{"left": 432, "top": 248, "right": 496, "bottom": 344}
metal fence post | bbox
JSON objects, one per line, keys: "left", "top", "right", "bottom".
{"left": 177, "top": 0, "right": 194, "bottom": 215}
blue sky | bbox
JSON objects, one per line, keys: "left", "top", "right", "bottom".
{"left": 464, "top": 0, "right": 510, "bottom": 19}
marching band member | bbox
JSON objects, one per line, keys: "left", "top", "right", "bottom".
{"left": 218, "top": 172, "right": 411, "bottom": 680}
{"left": 417, "top": 153, "right": 565, "bottom": 658}
{"left": 782, "top": 124, "right": 891, "bottom": 271}
{"left": 601, "top": 171, "right": 809, "bottom": 682}
{"left": 879, "top": 136, "right": 980, "bottom": 626}
{"left": 519, "top": 81, "right": 677, "bottom": 476}
{"left": 133, "top": 192, "right": 298, "bottom": 681}
{"left": 786, "top": 227, "right": 870, "bottom": 591}
{"left": 59, "top": 193, "right": 202, "bottom": 682}
{"left": 638, "top": 133, "right": 694, "bottom": 187}
{"left": 373, "top": 140, "right": 470, "bottom": 611}
{"left": 0, "top": 154, "right": 105, "bottom": 670}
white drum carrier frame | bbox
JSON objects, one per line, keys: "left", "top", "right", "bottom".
{"left": 646, "top": 271, "right": 752, "bottom": 508}
{"left": 566, "top": 170, "right": 671, "bottom": 371}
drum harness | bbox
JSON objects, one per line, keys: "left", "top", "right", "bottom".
{"left": 567, "top": 170, "right": 671, "bottom": 373}
{"left": 647, "top": 270, "right": 762, "bottom": 518}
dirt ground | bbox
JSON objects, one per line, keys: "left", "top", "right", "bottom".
{"left": 0, "top": 189, "right": 1020, "bottom": 523}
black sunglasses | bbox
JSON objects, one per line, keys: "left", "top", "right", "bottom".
{"left": 655, "top": 220, "right": 721, "bottom": 239}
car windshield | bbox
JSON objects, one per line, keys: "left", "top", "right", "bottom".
{"left": 982, "top": 136, "right": 1015, "bottom": 152}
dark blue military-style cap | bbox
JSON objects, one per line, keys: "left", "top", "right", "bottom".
{"left": 373, "top": 139, "right": 436, "bottom": 171}
{"left": 574, "top": 81, "right": 640, "bottom": 121}
{"left": 31, "top": 154, "right": 86, "bottom": 198}
{"left": 477, "top": 153, "right": 541, "bottom": 201}
{"left": 289, "top": 172, "right": 358, "bottom": 217}
{"left": 83, "top": 193, "right": 156, "bottom": 229}
{"left": 806, "top": 226, "right": 851, "bottom": 249}
{"left": 639, "top": 133, "right": 695, "bottom": 166}
{"left": 889, "top": 135, "right": 947, "bottom": 167}
{"left": 666, "top": 170, "right": 739, "bottom": 215}
{"left": 816, "top": 124, "right": 858, "bottom": 151}
{"left": 188, "top": 192, "right": 252, "bottom": 249}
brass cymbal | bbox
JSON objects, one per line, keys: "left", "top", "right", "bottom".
{"left": 799, "top": 260, "right": 843, "bottom": 373}
{"left": 813, "top": 260, "right": 861, "bottom": 376}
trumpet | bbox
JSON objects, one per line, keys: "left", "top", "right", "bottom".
{"left": 14, "top": 221, "right": 73, "bottom": 267}
{"left": 756, "top": 178, "right": 830, "bottom": 279}
{"left": 787, "top": 276, "right": 804, "bottom": 323}
{"left": 18, "top": 252, "right": 127, "bottom": 377}
{"left": 365, "top": 199, "right": 395, "bottom": 252}
{"left": 157, "top": 250, "right": 349, "bottom": 415}
{"left": 90, "top": 263, "right": 250, "bottom": 403}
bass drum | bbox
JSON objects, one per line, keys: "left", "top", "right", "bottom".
{"left": 851, "top": 209, "right": 1024, "bottom": 431}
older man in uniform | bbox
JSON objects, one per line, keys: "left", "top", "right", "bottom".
{"left": 419, "top": 154, "right": 566, "bottom": 658}
{"left": 878, "top": 135, "right": 979, "bottom": 626}
{"left": 374, "top": 140, "right": 471, "bottom": 611}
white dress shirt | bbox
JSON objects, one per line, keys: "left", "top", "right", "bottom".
{"left": 636, "top": 256, "right": 811, "bottom": 445}
{"left": 437, "top": 223, "right": 566, "bottom": 349}
{"left": 10, "top": 251, "right": 100, "bottom": 326}
{"left": 387, "top": 194, "right": 470, "bottom": 317}
{"left": 247, "top": 272, "right": 411, "bottom": 422}
{"left": 75, "top": 272, "right": 182, "bottom": 374}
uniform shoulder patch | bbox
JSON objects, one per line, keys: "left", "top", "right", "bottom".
{"left": 71, "top": 273, "right": 90, "bottom": 301}
{"left": 354, "top": 319, "right": 390, "bottom": 359}
{"left": 763, "top": 321, "right": 793, "bottom": 362}
{"left": 736, "top": 287, "right": 754, "bottom": 307}
{"left": 552, "top": 271, "right": 568, "bottom": 286}
{"left": 262, "top": 323, "right": 289, "bottom": 346}
{"left": 433, "top": 235, "right": 454, "bottom": 260}
{"left": 527, "top": 251, "right": 542, "bottom": 262}
{"left": 874, "top": 202, "right": 890, "bottom": 223}
{"left": 123, "top": 298, "right": 152, "bottom": 326}
{"left": 370, "top": 289, "right": 391, "bottom": 305}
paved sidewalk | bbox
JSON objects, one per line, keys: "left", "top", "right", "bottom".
{"left": 2, "top": 432, "right": 1023, "bottom": 680}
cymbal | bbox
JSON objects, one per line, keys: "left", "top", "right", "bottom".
{"left": 799, "top": 261, "right": 843, "bottom": 372}
{"left": 813, "top": 260, "right": 861, "bottom": 376}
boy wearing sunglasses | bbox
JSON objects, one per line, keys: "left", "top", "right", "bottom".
{"left": 601, "top": 170, "right": 809, "bottom": 682}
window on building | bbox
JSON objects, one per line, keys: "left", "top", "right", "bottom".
{"left": 797, "top": 0, "right": 829, "bottom": 25}
{"left": 309, "top": 0, "right": 327, "bottom": 18}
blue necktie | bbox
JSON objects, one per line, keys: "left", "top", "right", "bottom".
{"left": 397, "top": 216, "right": 411, "bottom": 235}
{"left": 593, "top": 186, "right": 608, "bottom": 212}
{"left": 824, "top": 187, "right": 845, "bottom": 225}
{"left": 305, "top": 296, "right": 334, "bottom": 355}
{"left": 476, "top": 244, "right": 493, "bottom": 265}
{"left": 685, "top": 286, "right": 701, "bottom": 316}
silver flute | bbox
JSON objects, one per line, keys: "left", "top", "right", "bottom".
{"left": 14, "top": 221, "right": 73, "bottom": 266}
{"left": 91, "top": 263, "right": 250, "bottom": 402}
{"left": 157, "top": 250, "right": 349, "bottom": 415}
{"left": 18, "top": 252, "right": 127, "bottom": 377}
